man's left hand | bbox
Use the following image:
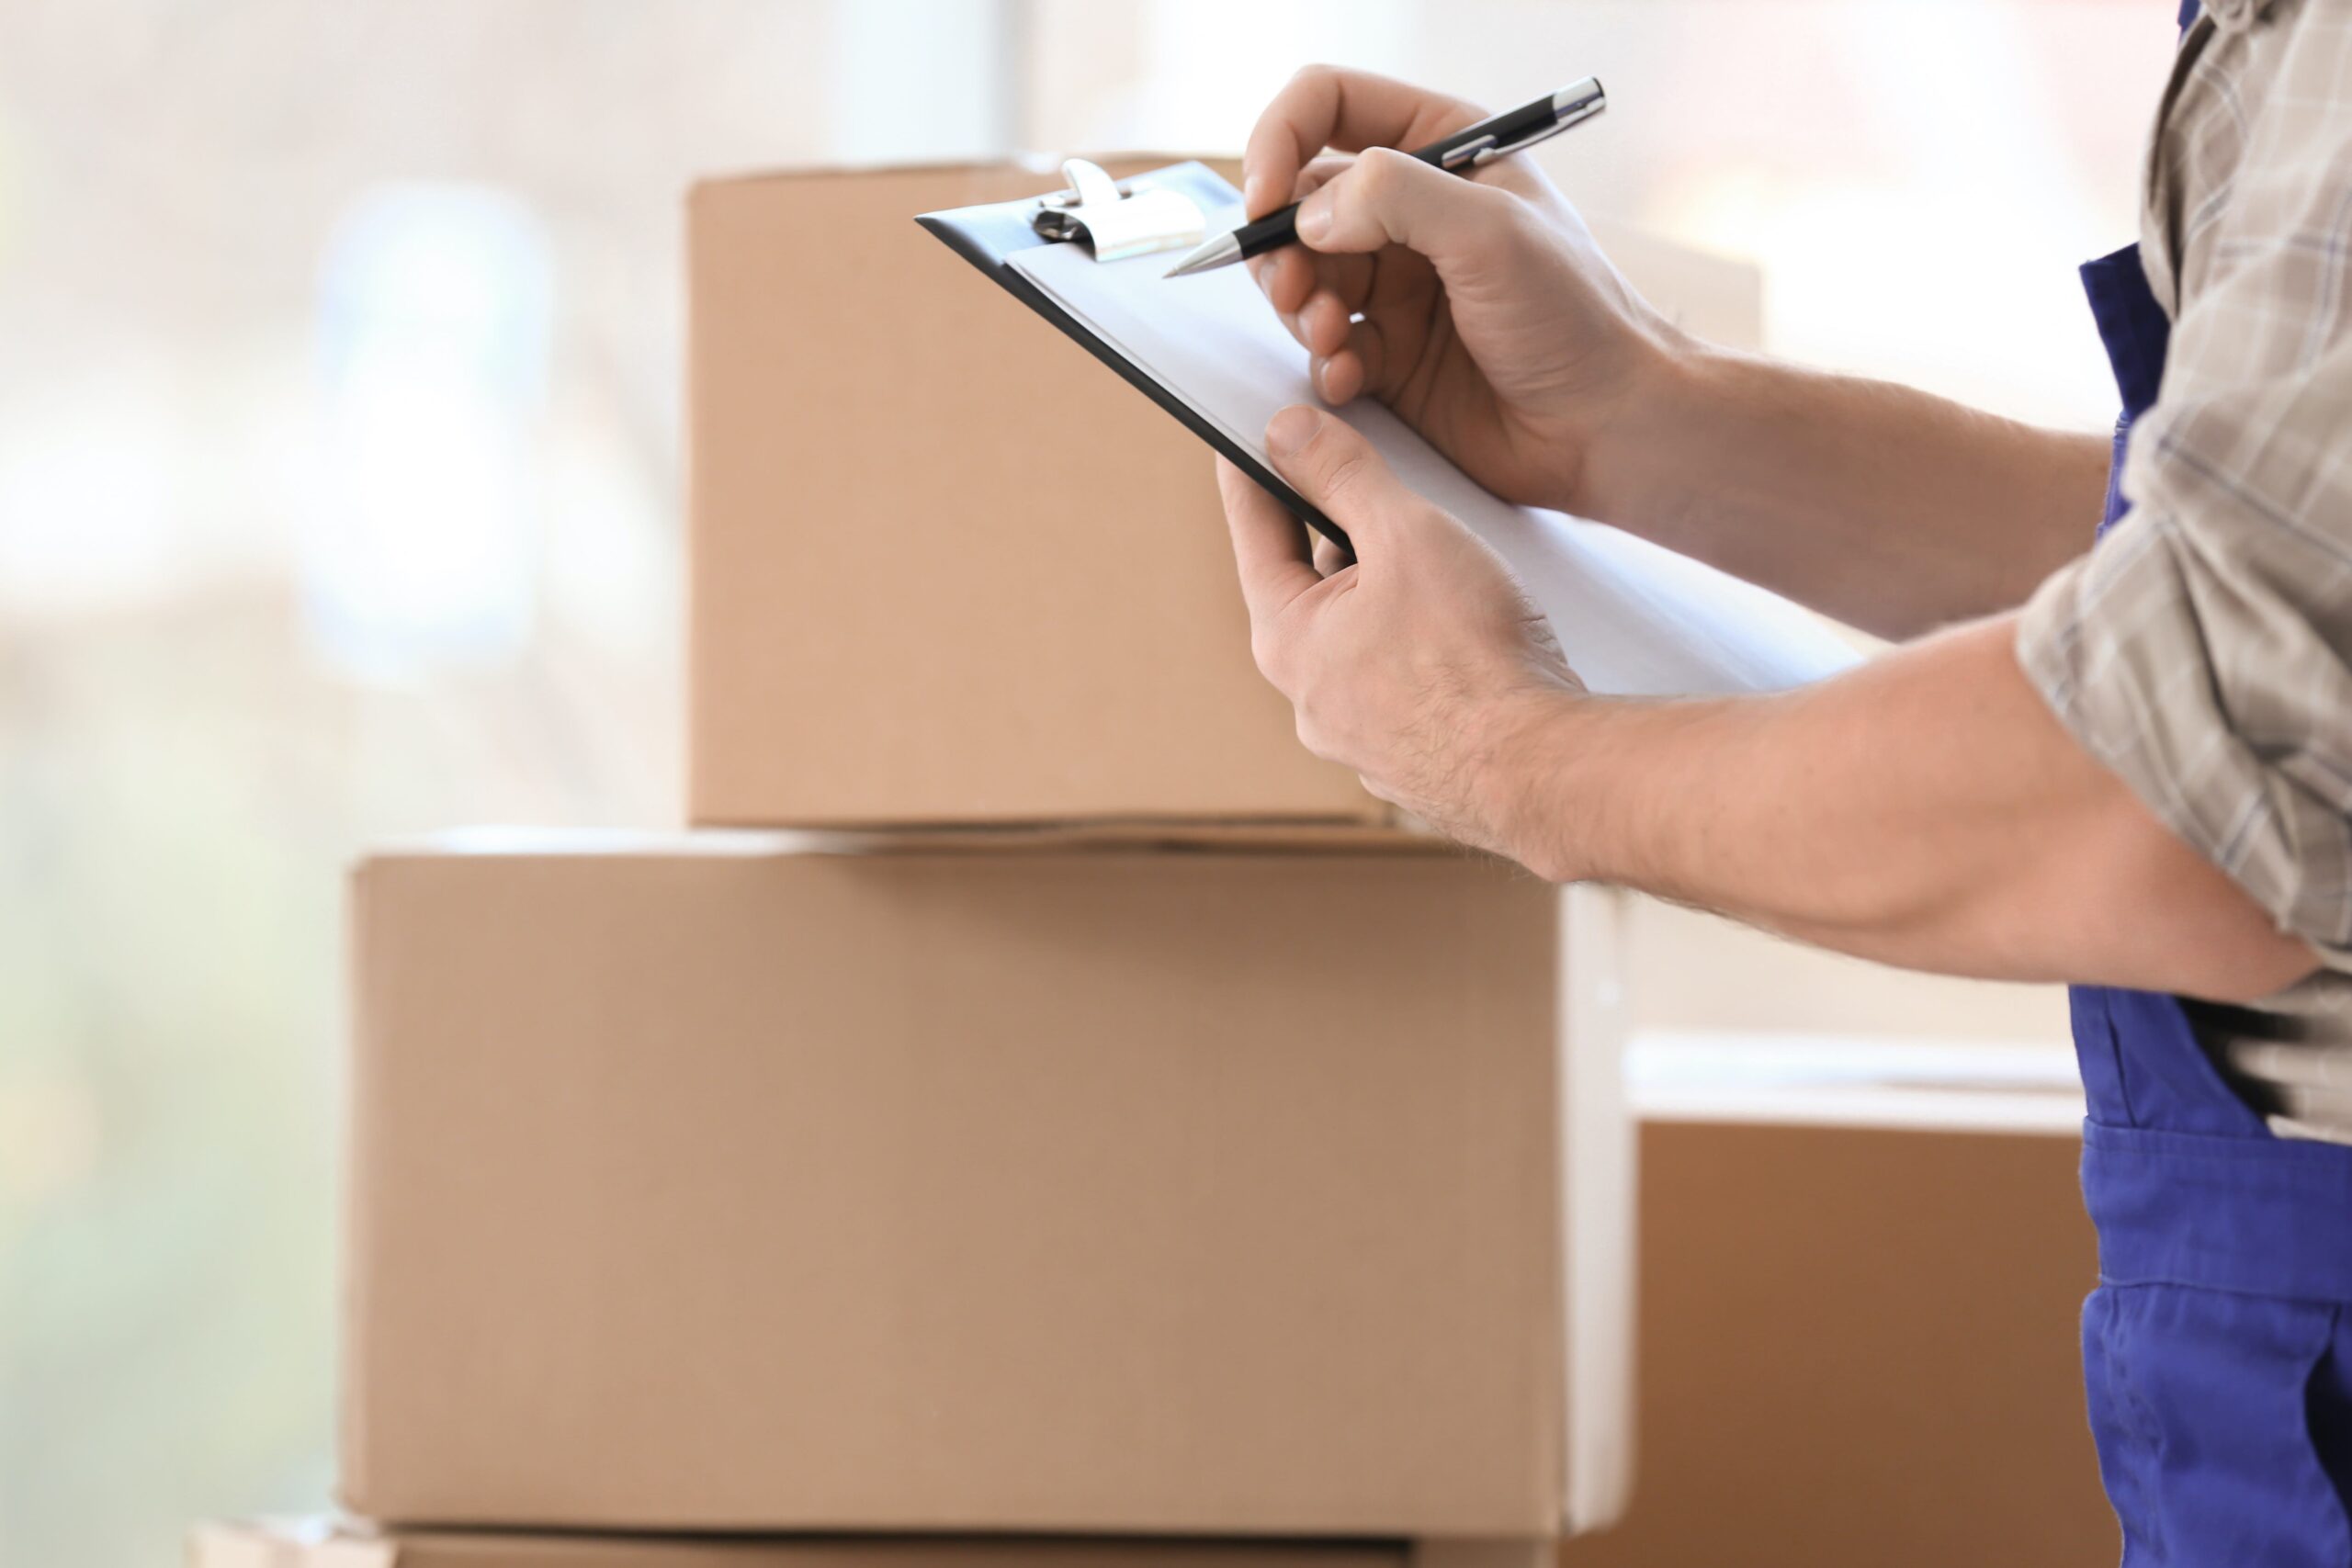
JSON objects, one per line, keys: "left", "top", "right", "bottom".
{"left": 1216, "top": 403, "right": 1584, "bottom": 856}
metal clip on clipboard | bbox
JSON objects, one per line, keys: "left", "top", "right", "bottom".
{"left": 1030, "top": 159, "right": 1207, "bottom": 263}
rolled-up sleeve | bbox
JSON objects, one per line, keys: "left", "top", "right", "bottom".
{"left": 2015, "top": 17, "right": 2352, "bottom": 971}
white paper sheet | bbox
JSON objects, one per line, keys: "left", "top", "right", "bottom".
{"left": 1012, "top": 189, "right": 1860, "bottom": 698}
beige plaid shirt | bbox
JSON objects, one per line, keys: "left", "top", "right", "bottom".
{"left": 2018, "top": 0, "right": 2352, "bottom": 1142}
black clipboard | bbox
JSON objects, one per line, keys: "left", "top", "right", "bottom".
{"left": 916, "top": 160, "right": 1351, "bottom": 558}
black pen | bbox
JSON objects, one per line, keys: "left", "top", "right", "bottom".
{"left": 1163, "top": 77, "right": 1607, "bottom": 279}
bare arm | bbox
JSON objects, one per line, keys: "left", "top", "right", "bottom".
{"left": 1583, "top": 350, "right": 2113, "bottom": 641}
{"left": 1218, "top": 411, "right": 2317, "bottom": 1003}
{"left": 1484, "top": 615, "right": 2312, "bottom": 998}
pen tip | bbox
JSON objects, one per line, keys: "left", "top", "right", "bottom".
{"left": 1162, "top": 233, "right": 1235, "bottom": 278}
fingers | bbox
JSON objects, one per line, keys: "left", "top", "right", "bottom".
{"left": 1292, "top": 153, "right": 1351, "bottom": 202}
{"left": 1295, "top": 288, "right": 1354, "bottom": 356}
{"left": 1310, "top": 351, "right": 1362, "bottom": 404}
{"left": 1262, "top": 406, "right": 1404, "bottom": 548}
{"left": 1247, "top": 153, "right": 1347, "bottom": 303}
{"left": 1295, "top": 145, "right": 1518, "bottom": 267}
{"left": 1257, "top": 260, "right": 1377, "bottom": 378}
{"left": 1256, "top": 239, "right": 1372, "bottom": 315}
{"left": 1310, "top": 310, "right": 1394, "bottom": 405}
{"left": 1287, "top": 158, "right": 1377, "bottom": 311}
{"left": 1242, "top": 65, "right": 1485, "bottom": 220}
{"left": 1269, "top": 293, "right": 1369, "bottom": 403}
{"left": 1245, "top": 152, "right": 1376, "bottom": 362}
{"left": 1254, "top": 247, "right": 1314, "bottom": 320}
{"left": 1216, "top": 457, "right": 1321, "bottom": 626}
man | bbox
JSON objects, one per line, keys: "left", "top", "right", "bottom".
{"left": 1217, "top": 8, "right": 2352, "bottom": 1562}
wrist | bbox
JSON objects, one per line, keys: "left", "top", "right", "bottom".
{"left": 1562, "top": 324, "right": 1723, "bottom": 530}
{"left": 1465, "top": 682, "right": 1593, "bottom": 882}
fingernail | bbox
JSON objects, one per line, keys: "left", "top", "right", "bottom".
{"left": 1267, "top": 405, "right": 1320, "bottom": 457}
{"left": 1253, "top": 262, "right": 1274, "bottom": 300}
{"left": 1244, "top": 174, "right": 1272, "bottom": 216}
{"left": 1297, "top": 190, "right": 1332, "bottom": 243}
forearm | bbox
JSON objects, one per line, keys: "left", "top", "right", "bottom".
{"left": 1486, "top": 615, "right": 2315, "bottom": 1000}
{"left": 1581, "top": 347, "right": 2110, "bottom": 641}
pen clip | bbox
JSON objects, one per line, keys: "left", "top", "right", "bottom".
{"left": 1440, "top": 82, "right": 1609, "bottom": 169}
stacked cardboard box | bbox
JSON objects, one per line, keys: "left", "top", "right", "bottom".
{"left": 686, "top": 158, "right": 1771, "bottom": 827}
{"left": 1589, "top": 1115, "right": 2111, "bottom": 1568}
{"left": 197, "top": 156, "right": 1778, "bottom": 1567}
{"left": 333, "top": 833, "right": 1631, "bottom": 1549}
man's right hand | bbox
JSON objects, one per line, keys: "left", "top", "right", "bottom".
{"left": 1243, "top": 65, "right": 1680, "bottom": 521}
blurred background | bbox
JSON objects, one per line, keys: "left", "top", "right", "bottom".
{"left": 2, "top": 3, "right": 2171, "bottom": 1565}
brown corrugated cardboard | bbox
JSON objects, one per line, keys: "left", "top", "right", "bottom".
{"left": 187, "top": 1519, "right": 1416, "bottom": 1568}
{"left": 339, "top": 833, "right": 1631, "bottom": 1540}
{"left": 685, "top": 159, "right": 1763, "bottom": 828}
{"left": 1573, "top": 1116, "right": 2112, "bottom": 1568}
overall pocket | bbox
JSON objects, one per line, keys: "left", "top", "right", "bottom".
{"left": 2081, "top": 1282, "right": 2352, "bottom": 1568}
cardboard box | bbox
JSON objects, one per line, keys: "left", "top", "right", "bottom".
{"left": 187, "top": 1518, "right": 1544, "bottom": 1568}
{"left": 1573, "top": 1106, "right": 2112, "bottom": 1568}
{"left": 340, "top": 832, "right": 1634, "bottom": 1540}
{"left": 685, "top": 159, "right": 1764, "bottom": 828}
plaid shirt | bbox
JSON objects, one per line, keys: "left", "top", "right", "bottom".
{"left": 2018, "top": 0, "right": 2352, "bottom": 1142}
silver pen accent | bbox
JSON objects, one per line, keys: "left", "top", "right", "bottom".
{"left": 1164, "top": 76, "right": 1606, "bottom": 278}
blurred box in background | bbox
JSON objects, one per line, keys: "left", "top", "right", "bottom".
{"left": 338, "top": 832, "right": 1631, "bottom": 1542}
{"left": 1577, "top": 1091, "right": 2111, "bottom": 1568}
{"left": 684, "top": 160, "right": 1762, "bottom": 828}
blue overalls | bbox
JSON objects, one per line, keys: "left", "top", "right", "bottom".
{"left": 2070, "top": 7, "right": 2352, "bottom": 1558}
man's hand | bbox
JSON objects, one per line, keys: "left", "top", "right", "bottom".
{"left": 1244, "top": 65, "right": 1678, "bottom": 520}
{"left": 1242, "top": 67, "right": 2113, "bottom": 640}
{"left": 1218, "top": 404, "right": 1582, "bottom": 852}
{"left": 1219, "top": 416, "right": 2315, "bottom": 998}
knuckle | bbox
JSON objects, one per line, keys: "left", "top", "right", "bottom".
{"left": 1317, "top": 446, "right": 1373, "bottom": 501}
{"left": 1354, "top": 145, "right": 1408, "bottom": 197}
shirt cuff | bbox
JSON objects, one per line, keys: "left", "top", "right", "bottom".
{"left": 2016, "top": 516, "right": 2352, "bottom": 972}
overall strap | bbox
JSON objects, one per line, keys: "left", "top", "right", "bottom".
{"left": 2078, "top": 244, "right": 2170, "bottom": 534}
{"left": 2079, "top": 244, "right": 2169, "bottom": 423}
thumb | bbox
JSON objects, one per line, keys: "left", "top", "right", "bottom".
{"left": 1295, "top": 145, "right": 1515, "bottom": 268}
{"left": 1264, "top": 406, "right": 1406, "bottom": 548}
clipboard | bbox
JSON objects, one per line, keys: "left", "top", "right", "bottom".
{"left": 916, "top": 159, "right": 1353, "bottom": 557}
